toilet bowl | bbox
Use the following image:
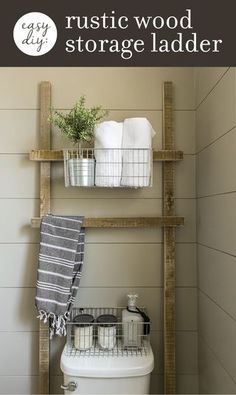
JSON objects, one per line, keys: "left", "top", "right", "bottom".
{"left": 60, "top": 343, "right": 154, "bottom": 394}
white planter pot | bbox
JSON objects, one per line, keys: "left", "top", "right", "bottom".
{"left": 68, "top": 158, "right": 95, "bottom": 187}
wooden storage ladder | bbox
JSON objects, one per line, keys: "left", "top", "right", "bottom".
{"left": 31, "top": 81, "right": 182, "bottom": 394}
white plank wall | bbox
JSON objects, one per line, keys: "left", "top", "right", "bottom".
{"left": 195, "top": 67, "right": 236, "bottom": 394}
{"left": 0, "top": 68, "right": 197, "bottom": 394}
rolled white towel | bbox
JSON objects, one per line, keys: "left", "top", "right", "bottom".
{"left": 94, "top": 121, "right": 123, "bottom": 187}
{"left": 121, "top": 118, "right": 156, "bottom": 187}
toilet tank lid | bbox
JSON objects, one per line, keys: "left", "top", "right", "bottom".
{"left": 60, "top": 346, "right": 154, "bottom": 378}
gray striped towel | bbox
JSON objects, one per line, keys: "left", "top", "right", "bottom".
{"left": 35, "top": 214, "right": 85, "bottom": 338}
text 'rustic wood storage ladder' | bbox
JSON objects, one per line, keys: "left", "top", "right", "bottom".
{"left": 30, "top": 81, "right": 184, "bottom": 395}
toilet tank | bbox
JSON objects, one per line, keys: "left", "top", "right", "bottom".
{"left": 60, "top": 344, "right": 154, "bottom": 394}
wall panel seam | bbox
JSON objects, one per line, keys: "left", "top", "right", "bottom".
{"left": 197, "top": 191, "right": 236, "bottom": 199}
{"left": 0, "top": 330, "right": 198, "bottom": 334}
{"left": 198, "top": 289, "right": 236, "bottom": 322}
{"left": 195, "top": 67, "right": 231, "bottom": 110}
{"left": 0, "top": 198, "right": 196, "bottom": 200}
{"left": 0, "top": 242, "right": 196, "bottom": 245}
{"left": 0, "top": 374, "right": 39, "bottom": 377}
{"left": 0, "top": 152, "right": 197, "bottom": 156}
{"left": 0, "top": 286, "right": 198, "bottom": 289}
{"left": 0, "top": 108, "right": 196, "bottom": 111}
{"left": 197, "top": 242, "right": 236, "bottom": 258}
{"left": 196, "top": 125, "right": 236, "bottom": 155}
{"left": 198, "top": 333, "right": 236, "bottom": 386}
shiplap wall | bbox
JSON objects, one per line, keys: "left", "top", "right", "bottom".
{"left": 195, "top": 67, "right": 236, "bottom": 393}
{"left": 0, "top": 67, "right": 197, "bottom": 394}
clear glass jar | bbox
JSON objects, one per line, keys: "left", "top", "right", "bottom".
{"left": 97, "top": 314, "right": 118, "bottom": 350}
{"left": 73, "top": 314, "right": 94, "bottom": 350}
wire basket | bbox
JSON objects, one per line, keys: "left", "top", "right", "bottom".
{"left": 65, "top": 307, "right": 151, "bottom": 357}
{"left": 63, "top": 149, "right": 153, "bottom": 188}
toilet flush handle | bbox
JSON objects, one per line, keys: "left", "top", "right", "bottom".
{"left": 61, "top": 381, "right": 78, "bottom": 392}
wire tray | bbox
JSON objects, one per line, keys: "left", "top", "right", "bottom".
{"left": 65, "top": 307, "right": 151, "bottom": 357}
{"left": 63, "top": 148, "right": 153, "bottom": 188}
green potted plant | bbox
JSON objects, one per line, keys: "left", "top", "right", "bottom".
{"left": 50, "top": 96, "right": 108, "bottom": 186}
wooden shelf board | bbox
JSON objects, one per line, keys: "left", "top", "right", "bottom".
{"left": 29, "top": 149, "right": 183, "bottom": 162}
{"left": 31, "top": 216, "right": 184, "bottom": 228}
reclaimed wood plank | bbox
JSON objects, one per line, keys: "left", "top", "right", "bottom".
{"left": 38, "top": 81, "right": 51, "bottom": 395}
{"left": 29, "top": 149, "right": 184, "bottom": 162}
{"left": 31, "top": 216, "right": 184, "bottom": 229}
{"left": 163, "top": 81, "right": 176, "bottom": 394}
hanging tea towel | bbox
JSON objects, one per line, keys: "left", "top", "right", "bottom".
{"left": 35, "top": 214, "right": 85, "bottom": 338}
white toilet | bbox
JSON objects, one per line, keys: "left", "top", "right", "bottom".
{"left": 60, "top": 344, "right": 154, "bottom": 394}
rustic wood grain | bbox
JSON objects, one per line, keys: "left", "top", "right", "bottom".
{"left": 29, "top": 149, "right": 183, "bottom": 162}
{"left": 39, "top": 81, "right": 51, "bottom": 394}
{"left": 163, "top": 81, "right": 176, "bottom": 394}
{"left": 31, "top": 216, "right": 184, "bottom": 229}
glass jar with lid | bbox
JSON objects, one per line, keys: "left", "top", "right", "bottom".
{"left": 97, "top": 314, "right": 118, "bottom": 350}
{"left": 73, "top": 314, "right": 94, "bottom": 350}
